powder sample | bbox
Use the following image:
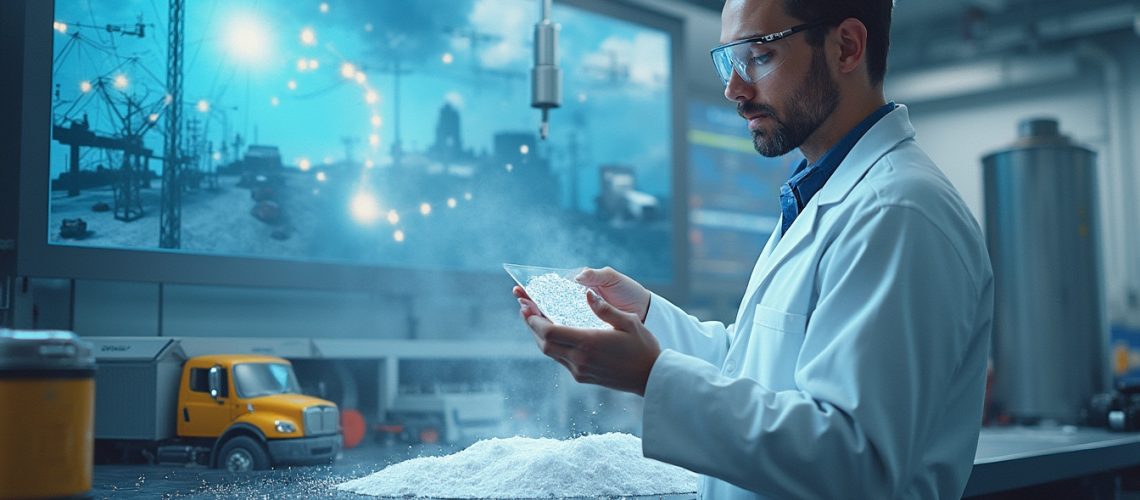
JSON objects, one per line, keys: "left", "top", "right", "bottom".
{"left": 336, "top": 433, "right": 697, "bottom": 498}
{"left": 525, "top": 272, "right": 611, "bottom": 329}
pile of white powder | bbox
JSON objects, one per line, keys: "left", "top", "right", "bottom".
{"left": 336, "top": 433, "right": 697, "bottom": 498}
{"left": 525, "top": 272, "right": 611, "bottom": 330}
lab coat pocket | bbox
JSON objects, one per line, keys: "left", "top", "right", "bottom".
{"left": 751, "top": 304, "right": 808, "bottom": 390}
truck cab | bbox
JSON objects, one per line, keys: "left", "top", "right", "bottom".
{"left": 178, "top": 355, "right": 341, "bottom": 471}
{"left": 91, "top": 338, "right": 341, "bottom": 472}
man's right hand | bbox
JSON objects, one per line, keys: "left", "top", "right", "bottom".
{"left": 574, "top": 267, "right": 651, "bottom": 323}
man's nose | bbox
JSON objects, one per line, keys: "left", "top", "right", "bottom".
{"left": 724, "top": 67, "right": 754, "bottom": 103}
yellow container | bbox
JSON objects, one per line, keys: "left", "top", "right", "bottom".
{"left": 0, "top": 330, "right": 95, "bottom": 499}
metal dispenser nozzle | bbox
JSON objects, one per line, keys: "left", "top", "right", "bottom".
{"left": 531, "top": 0, "right": 561, "bottom": 140}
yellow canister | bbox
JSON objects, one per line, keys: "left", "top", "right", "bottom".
{"left": 0, "top": 330, "right": 95, "bottom": 499}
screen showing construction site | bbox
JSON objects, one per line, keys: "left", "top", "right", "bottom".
{"left": 48, "top": 0, "right": 676, "bottom": 283}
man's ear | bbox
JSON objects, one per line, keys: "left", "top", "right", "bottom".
{"left": 832, "top": 18, "right": 868, "bottom": 77}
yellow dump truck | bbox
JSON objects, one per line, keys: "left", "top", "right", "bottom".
{"left": 92, "top": 338, "right": 341, "bottom": 471}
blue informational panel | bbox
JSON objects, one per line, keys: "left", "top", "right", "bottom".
{"left": 687, "top": 100, "right": 800, "bottom": 283}
{"left": 46, "top": 0, "right": 674, "bottom": 283}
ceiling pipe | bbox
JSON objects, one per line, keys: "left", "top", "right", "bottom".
{"left": 1075, "top": 41, "right": 1137, "bottom": 322}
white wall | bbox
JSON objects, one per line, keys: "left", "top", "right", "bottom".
{"left": 897, "top": 37, "right": 1140, "bottom": 324}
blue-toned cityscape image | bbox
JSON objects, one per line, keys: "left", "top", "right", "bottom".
{"left": 48, "top": 0, "right": 674, "bottom": 282}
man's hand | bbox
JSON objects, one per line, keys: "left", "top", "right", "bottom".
{"left": 517, "top": 289, "right": 661, "bottom": 396}
{"left": 575, "top": 267, "right": 651, "bottom": 322}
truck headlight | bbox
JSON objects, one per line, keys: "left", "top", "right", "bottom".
{"left": 275, "top": 420, "right": 297, "bottom": 433}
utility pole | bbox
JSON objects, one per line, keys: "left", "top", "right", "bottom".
{"left": 341, "top": 136, "right": 359, "bottom": 165}
{"left": 373, "top": 59, "right": 411, "bottom": 168}
{"left": 160, "top": 0, "right": 184, "bottom": 249}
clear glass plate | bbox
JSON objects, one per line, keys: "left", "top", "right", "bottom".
{"left": 503, "top": 263, "right": 607, "bottom": 329}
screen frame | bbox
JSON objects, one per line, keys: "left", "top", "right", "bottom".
{"left": 18, "top": 0, "right": 689, "bottom": 301}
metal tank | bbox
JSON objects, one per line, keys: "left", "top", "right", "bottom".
{"left": 983, "top": 117, "right": 1108, "bottom": 424}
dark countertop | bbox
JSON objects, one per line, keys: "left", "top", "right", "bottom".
{"left": 90, "top": 427, "right": 1140, "bottom": 498}
{"left": 966, "top": 426, "right": 1140, "bottom": 497}
{"left": 90, "top": 442, "right": 698, "bottom": 499}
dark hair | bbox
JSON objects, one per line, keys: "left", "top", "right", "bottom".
{"left": 783, "top": 0, "right": 893, "bottom": 86}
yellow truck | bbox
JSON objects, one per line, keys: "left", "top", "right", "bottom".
{"left": 91, "top": 338, "right": 341, "bottom": 471}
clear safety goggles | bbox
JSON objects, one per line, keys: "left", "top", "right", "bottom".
{"left": 710, "top": 20, "right": 830, "bottom": 86}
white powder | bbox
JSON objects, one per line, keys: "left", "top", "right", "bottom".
{"left": 336, "top": 433, "right": 697, "bottom": 498}
{"left": 525, "top": 272, "right": 611, "bottom": 330}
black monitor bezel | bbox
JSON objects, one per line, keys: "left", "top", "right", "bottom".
{"left": 18, "top": 0, "right": 689, "bottom": 301}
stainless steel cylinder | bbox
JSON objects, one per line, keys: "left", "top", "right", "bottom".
{"left": 983, "top": 117, "right": 1107, "bottom": 424}
{"left": 531, "top": 20, "right": 562, "bottom": 109}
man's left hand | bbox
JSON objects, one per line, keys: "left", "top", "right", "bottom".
{"left": 518, "top": 289, "right": 662, "bottom": 396}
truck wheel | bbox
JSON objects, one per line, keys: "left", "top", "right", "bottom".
{"left": 218, "top": 436, "right": 270, "bottom": 472}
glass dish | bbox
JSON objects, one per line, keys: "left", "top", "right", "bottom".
{"left": 503, "top": 263, "right": 608, "bottom": 329}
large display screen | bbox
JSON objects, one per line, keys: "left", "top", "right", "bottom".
{"left": 687, "top": 99, "right": 799, "bottom": 284}
{"left": 47, "top": 0, "right": 675, "bottom": 283}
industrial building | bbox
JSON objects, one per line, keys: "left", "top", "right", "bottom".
{"left": 2, "top": 0, "right": 1140, "bottom": 498}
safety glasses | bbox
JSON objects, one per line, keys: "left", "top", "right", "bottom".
{"left": 710, "top": 20, "right": 831, "bottom": 85}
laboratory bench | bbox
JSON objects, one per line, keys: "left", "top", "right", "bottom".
{"left": 966, "top": 426, "right": 1140, "bottom": 499}
{"left": 84, "top": 426, "right": 1140, "bottom": 498}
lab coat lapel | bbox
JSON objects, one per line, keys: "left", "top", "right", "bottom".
{"left": 735, "top": 219, "right": 784, "bottom": 326}
{"left": 739, "top": 198, "right": 821, "bottom": 311}
{"left": 735, "top": 105, "right": 917, "bottom": 314}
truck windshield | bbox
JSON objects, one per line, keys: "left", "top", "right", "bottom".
{"left": 233, "top": 363, "right": 302, "bottom": 398}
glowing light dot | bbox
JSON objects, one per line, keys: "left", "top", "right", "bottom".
{"left": 212, "top": 152, "right": 222, "bottom": 161}
{"left": 164, "top": 94, "right": 174, "bottom": 105}
{"left": 316, "top": 171, "right": 328, "bottom": 182}
{"left": 300, "top": 27, "right": 316, "bottom": 45}
{"left": 196, "top": 99, "right": 210, "bottom": 113}
{"left": 355, "top": 72, "right": 367, "bottom": 84}
{"left": 113, "top": 74, "right": 128, "bottom": 89}
{"left": 365, "top": 159, "right": 375, "bottom": 168}
{"left": 340, "top": 63, "right": 357, "bottom": 79}
{"left": 441, "top": 52, "right": 454, "bottom": 64}
{"left": 350, "top": 191, "right": 381, "bottom": 224}
{"left": 364, "top": 90, "right": 379, "bottom": 104}
{"left": 577, "top": 92, "right": 588, "bottom": 103}
{"left": 387, "top": 209, "right": 399, "bottom": 225}
{"left": 308, "top": 59, "right": 320, "bottom": 70}
{"left": 519, "top": 144, "right": 529, "bottom": 155}
{"left": 447, "top": 197, "right": 457, "bottom": 208}
{"left": 298, "top": 158, "right": 311, "bottom": 171}
{"left": 463, "top": 192, "right": 472, "bottom": 201}
{"left": 53, "top": 21, "right": 68, "bottom": 33}
{"left": 297, "top": 58, "right": 309, "bottom": 71}
{"left": 419, "top": 203, "right": 432, "bottom": 216}
{"left": 319, "top": 2, "right": 329, "bottom": 14}
{"left": 371, "top": 115, "right": 382, "bottom": 127}
{"left": 148, "top": 113, "right": 159, "bottom": 123}
{"left": 270, "top": 96, "right": 280, "bottom": 106}
{"left": 78, "top": 80, "right": 92, "bottom": 93}
{"left": 505, "top": 163, "right": 513, "bottom": 172}
{"left": 287, "top": 80, "right": 297, "bottom": 90}
{"left": 225, "top": 15, "right": 268, "bottom": 61}
{"left": 393, "top": 229, "right": 405, "bottom": 243}
{"left": 369, "top": 134, "right": 380, "bottom": 147}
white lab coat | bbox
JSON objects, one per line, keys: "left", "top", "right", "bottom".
{"left": 641, "top": 105, "right": 993, "bottom": 499}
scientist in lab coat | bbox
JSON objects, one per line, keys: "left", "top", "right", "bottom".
{"left": 515, "top": 0, "right": 993, "bottom": 498}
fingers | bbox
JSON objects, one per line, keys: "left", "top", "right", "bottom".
{"left": 586, "top": 289, "right": 638, "bottom": 331}
{"left": 518, "top": 297, "right": 542, "bottom": 320}
{"left": 512, "top": 285, "right": 531, "bottom": 300}
{"left": 575, "top": 266, "right": 621, "bottom": 287}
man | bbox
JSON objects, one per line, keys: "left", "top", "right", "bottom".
{"left": 515, "top": 0, "right": 993, "bottom": 497}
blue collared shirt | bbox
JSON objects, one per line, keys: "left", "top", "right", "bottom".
{"left": 779, "top": 102, "right": 897, "bottom": 234}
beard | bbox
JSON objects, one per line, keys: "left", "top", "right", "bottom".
{"left": 739, "top": 46, "right": 840, "bottom": 157}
